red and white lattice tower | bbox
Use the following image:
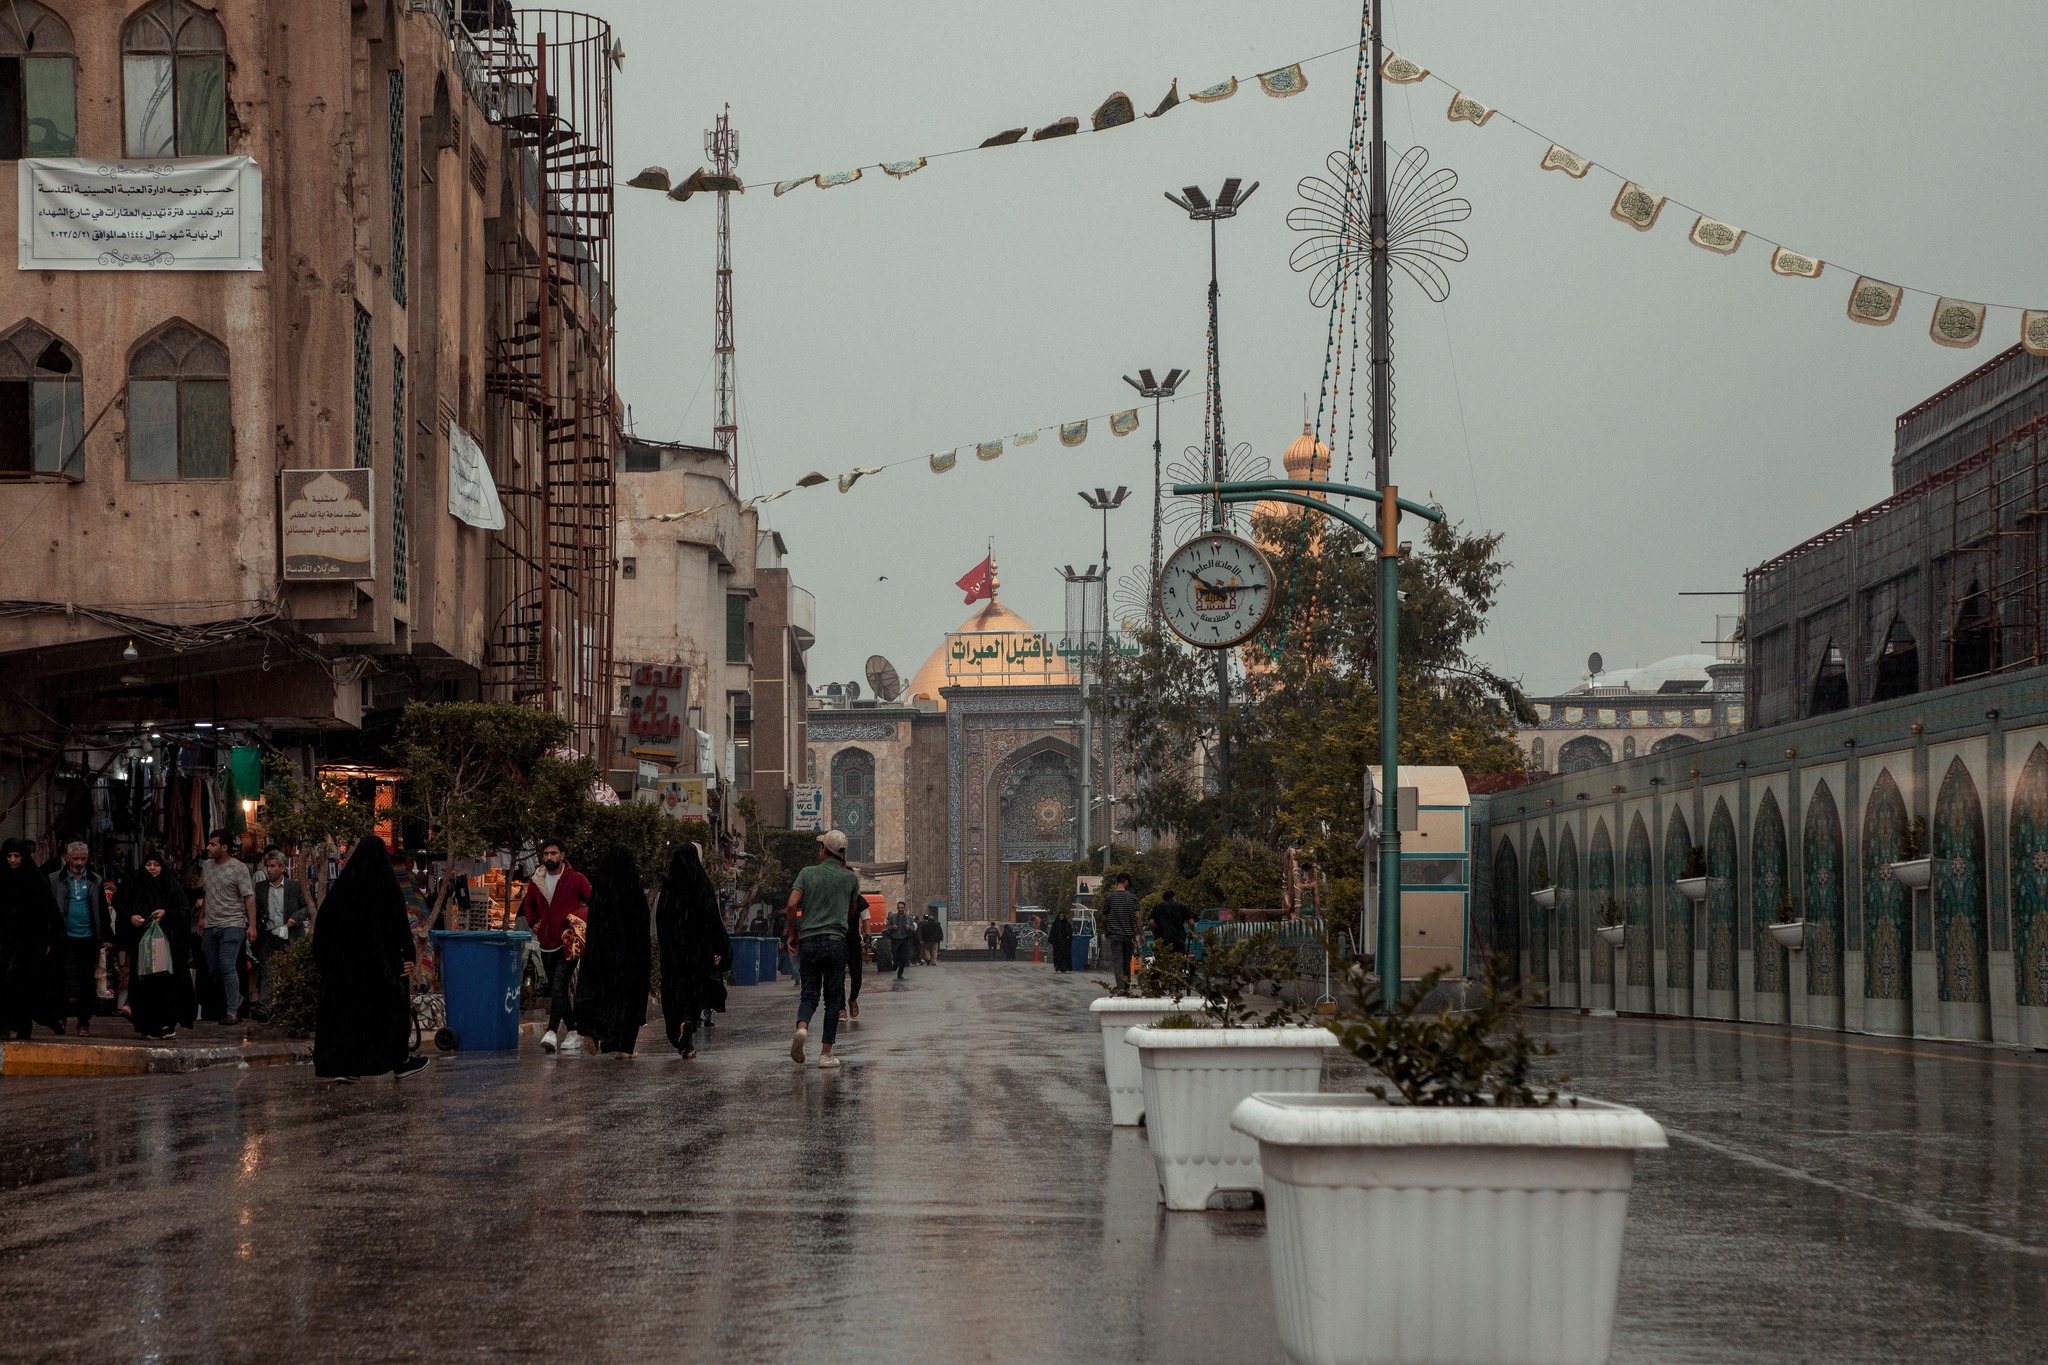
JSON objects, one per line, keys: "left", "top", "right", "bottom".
{"left": 707, "top": 106, "right": 738, "bottom": 489}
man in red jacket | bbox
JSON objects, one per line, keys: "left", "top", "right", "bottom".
{"left": 523, "top": 837, "right": 591, "bottom": 1055}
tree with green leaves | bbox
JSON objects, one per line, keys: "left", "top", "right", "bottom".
{"left": 389, "top": 702, "right": 585, "bottom": 927}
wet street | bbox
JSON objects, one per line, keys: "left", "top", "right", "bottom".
{"left": 1, "top": 964, "right": 2044, "bottom": 1364}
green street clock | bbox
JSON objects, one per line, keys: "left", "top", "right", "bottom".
{"left": 1158, "top": 532, "right": 1275, "bottom": 649}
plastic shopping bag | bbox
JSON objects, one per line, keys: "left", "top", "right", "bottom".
{"left": 136, "top": 921, "right": 172, "bottom": 977}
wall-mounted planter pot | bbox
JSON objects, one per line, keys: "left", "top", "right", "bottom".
{"left": 1766, "top": 919, "right": 1807, "bottom": 952}
{"left": 1595, "top": 924, "right": 1628, "bottom": 949}
{"left": 1530, "top": 886, "right": 1558, "bottom": 909}
{"left": 1675, "top": 876, "right": 1708, "bottom": 904}
{"left": 1232, "top": 1092, "right": 1668, "bottom": 1365}
{"left": 1888, "top": 858, "right": 1932, "bottom": 891}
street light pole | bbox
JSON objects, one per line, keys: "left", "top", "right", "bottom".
{"left": 1366, "top": 0, "right": 1403, "bottom": 1011}
{"left": 1079, "top": 487, "right": 1129, "bottom": 867}
{"left": 1121, "top": 369, "right": 1186, "bottom": 634}
{"left": 1165, "top": 180, "right": 1258, "bottom": 821}
{"left": 1059, "top": 562, "right": 1105, "bottom": 862}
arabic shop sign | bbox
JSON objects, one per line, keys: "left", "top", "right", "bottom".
{"left": 625, "top": 663, "right": 688, "bottom": 761}
{"left": 943, "top": 630, "right": 1141, "bottom": 683}
{"left": 18, "top": 156, "right": 264, "bottom": 271}
{"left": 279, "top": 469, "right": 374, "bottom": 581}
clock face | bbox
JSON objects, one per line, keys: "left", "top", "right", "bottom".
{"left": 1158, "top": 533, "right": 1275, "bottom": 649}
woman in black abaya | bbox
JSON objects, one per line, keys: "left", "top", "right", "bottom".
{"left": 657, "top": 844, "right": 730, "bottom": 1057}
{"left": 576, "top": 843, "right": 651, "bottom": 1056}
{"left": 314, "top": 837, "right": 425, "bottom": 1080}
{"left": 0, "top": 838, "right": 64, "bottom": 1040}
{"left": 119, "top": 853, "right": 196, "bottom": 1038}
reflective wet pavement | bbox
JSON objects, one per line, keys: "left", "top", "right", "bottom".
{"left": 0, "top": 966, "right": 2043, "bottom": 1363}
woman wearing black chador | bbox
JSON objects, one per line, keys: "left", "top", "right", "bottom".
{"left": 575, "top": 844, "right": 651, "bottom": 1056}
{"left": 313, "top": 837, "right": 427, "bottom": 1081}
{"left": 657, "top": 843, "right": 729, "bottom": 1058}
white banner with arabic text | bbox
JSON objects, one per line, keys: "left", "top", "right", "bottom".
{"left": 18, "top": 156, "right": 263, "bottom": 271}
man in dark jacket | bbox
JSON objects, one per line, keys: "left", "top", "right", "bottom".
{"left": 248, "top": 847, "right": 310, "bottom": 1022}
{"left": 1101, "top": 872, "right": 1141, "bottom": 991}
{"left": 522, "top": 837, "right": 592, "bottom": 1055}
{"left": 918, "top": 910, "right": 943, "bottom": 965}
{"left": 1150, "top": 888, "right": 1193, "bottom": 955}
{"left": 49, "top": 842, "right": 110, "bottom": 1034}
{"left": 887, "top": 901, "right": 916, "bottom": 981}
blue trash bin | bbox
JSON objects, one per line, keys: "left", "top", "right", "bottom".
{"left": 1071, "top": 933, "right": 1094, "bottom": 972}
{"left": 429, "top": 929, "right": 532, "bottom": 1051}
{"left": 730, "top": 936, "right": 762, "bottom": 986}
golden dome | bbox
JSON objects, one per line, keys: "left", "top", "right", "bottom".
{"left": 1258, "top": 420, "right": 1330, "bottom": 549}
{"left": 1284, "top": 421, "right": 1331, "bottom": 480}
{"left": 905, "top": 598, "right": 1075, "bottom": 708}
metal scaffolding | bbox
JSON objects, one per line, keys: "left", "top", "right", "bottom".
{"left": 477, "top": 9, "right": 618, "bottom": 757}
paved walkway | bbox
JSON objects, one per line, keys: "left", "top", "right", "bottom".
{"left": 0, "top": 965, "right": 2043, "bottom": 1362}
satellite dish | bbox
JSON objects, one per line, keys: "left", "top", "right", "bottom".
{"left": 846, "top": 679, "right": 862, "bottom": 700}
{"left": 865, "top": 655, "right": 902, "bottom": 702}
{"left": 1588, "top": 652, "right": 1604, "bottom": 677}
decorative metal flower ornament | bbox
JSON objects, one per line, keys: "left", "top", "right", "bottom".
{"left": 1164, "top": 442, "right": 1269, "bottom": 540}
{"left": 1286, "top": 146, "right": 1471, "bottom": 304}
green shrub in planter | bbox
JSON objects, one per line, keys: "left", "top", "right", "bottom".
{"left": 1136, "top": 929, "right": 1312, "bottom": 1028}
{"left": 1326, "top": 953, "right": 1568, "bottom": 1107}
{"left": 269, "top": 936, "right": 321, "bottom": 1038}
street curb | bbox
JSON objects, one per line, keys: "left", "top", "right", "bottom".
{"left": 0, "top": 1038, "right": 312, "bottom": 1077}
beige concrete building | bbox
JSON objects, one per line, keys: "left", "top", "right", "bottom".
{"left": 0, "top": 2, "right": 622, "bottom": 860}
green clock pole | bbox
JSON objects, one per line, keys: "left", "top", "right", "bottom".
{"left": 1367, "top": 0, "right": 1400, "bottom": 1013}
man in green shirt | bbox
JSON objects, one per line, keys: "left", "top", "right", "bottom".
{"left": 784, "top": 829, "right": 860, "bottom": 1068}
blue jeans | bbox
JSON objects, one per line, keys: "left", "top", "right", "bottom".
{"left": 201, "top": 926, "right": 243, "bottom": 1020}
{"left": 795, "top": 936, "right": 846, "bottom": 1047}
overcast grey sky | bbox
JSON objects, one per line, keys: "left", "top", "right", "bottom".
{"left": 599, "top": 0, "right": 2048, "bottom": 695}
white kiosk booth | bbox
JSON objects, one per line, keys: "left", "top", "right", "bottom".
{"left": 1365, "top": 766, "right": 1473, "bottom": 980}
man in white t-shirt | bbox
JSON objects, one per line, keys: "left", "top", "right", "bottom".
{"left": 196, "top": 830, "right": 257, "bottom": 1026}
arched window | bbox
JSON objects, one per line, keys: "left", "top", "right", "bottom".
{"left": 1809, "top": 639, "right": 1849, "bottom": 715}
{"left": 0, "top": 1, "right": 76, "bottom": 159}
{"left": 0, "top": 322, "right": 82, "bottom": 477}
{"left": 1872, "top": 616, "right": 1918, "bottom": 701}
{"left": 1530, "top": 737, "right": 1545, "bottom": 771}
{"left": 127, "top": 323, "right": 229, "bottom": 479}
{"left": 123, "top": 0, "right": 226, "bottom": 158}
{"left": 1952, "top": 582, "right": 1995, "bottom": 681}
{"left": 830, "top": 748, "right": 875, "bottom": 863}
{"left": 1557, "top": 735, "right": 1613, "bottom": 774}
{"left": 1651, "top": 734, "right": 1699, "bottom": 755}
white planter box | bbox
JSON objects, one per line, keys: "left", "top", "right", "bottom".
{"left": 1767, "top": 919, "right": 1807, "bottom": 951}
{"left": 1130, "top": 1026, "right": 1337, "bottom": 1210}
{"left": 1530, "top": 886, "right": 1558, "bottom": 909}
{"left": 1888, "top": 857, "right": 1932, "bottom": 890}
{"left": 1595, "top": 923, "right": 1627, "bottom": 949}
{"left": 1675, "top": 876, "right": 1708, "bottom": 904}
{"left": 1088, "top": 995, "right": 1185, "bottom": 1125}
{"left": 1233, "top": 1092, "right": 1668, "bottom": 1365}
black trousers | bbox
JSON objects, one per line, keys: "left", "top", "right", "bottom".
{"left": 893, "top": 938, "right": 912, "bottom": 979}
{"left": 61, "top": 937, "right": 101, "bottom": 1028}
{"left": 541, "top": 948, "right": 576, "bottom": 1033}
{"left": 1107, "top": 935, "right": 1135, "bottom": 990}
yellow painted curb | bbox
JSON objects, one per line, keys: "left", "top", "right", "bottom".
{"left": 0, "top": 1039, "right": 311, "bottom": 1077}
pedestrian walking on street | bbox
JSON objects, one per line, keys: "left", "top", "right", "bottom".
{"left": 0, "top": 838, "right": 63, "bottom": 1040}
{"left": 842, "top": 884, "right": 865, "bottom": 1021}
{"left": 1102, "top": 873, "right": 1141, "bottom": 992}
{"left": 784, "top": 829, "right": 858, "bottom": 1068}
{"left": 919, "top": 909, "right": 943, "bottom": 965}
{"left": 119, "top": 854, "right": 195, "bottom": 1038}
{"left": 49, "top": 842, "right": 110, "bottom": 1035}
{"left": 983, "top": 921, "right": 1000, "bottom": 958}
{"left": 249, "top": 848, "right": 309, "bottom": 1023}
{"left": 999, "top": 922, "right": 1018, "bottom": 961}
{"left": 656, "top": 843, "right": 729, "bottom": 1058}
{"left": 1049, "top": 909, "right": 1073, "bottom": 974}
{"left": 195, "top": 831, "right": 256, "bottom": 1027}
{"left": 575, "top": 844, "right": 650, "bottom": 1057}
{"left": 887, "top": 899, "right": 915, "bottom": 982}
{"left": 523, "top": 837, "right": 591, "bottom": 1056}
{"left": 313, "top": 837, "right": 428, "bottom": 1082}
{"left": 1150, "top": 888, "right": 1193, "bottom": 956}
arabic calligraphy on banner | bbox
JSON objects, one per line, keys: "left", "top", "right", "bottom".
{"left": 18, "top": 156, "right": 263, "bottom": 271}
{"left": 943, "top": 630, "right": 1141, "bottom": 683}
{"left": 279, "top": 469, "right": 374, "bottom": 581}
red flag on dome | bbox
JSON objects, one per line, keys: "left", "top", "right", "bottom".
{"left": 956, "top": 555, "right": 994, "bottom": 605}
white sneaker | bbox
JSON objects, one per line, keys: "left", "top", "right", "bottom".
{"left": 790, "top": 1023, "right": 808, "bottom": 1064}
{"left": 559, "top": 1033, "right": 583, "bottom": 1055}
{"left": 818, "top": 1053, "right": 841, "bottom": 1069}
{"left": 540, "top": 1029, "right": 558, "bottom": 1054}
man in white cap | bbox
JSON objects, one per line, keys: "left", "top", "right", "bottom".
{"left": 782, "top": 829, "right": 859, "bottom": 1068}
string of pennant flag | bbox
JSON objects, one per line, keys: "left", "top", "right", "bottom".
{"left": 624, "top": 46, "right": 1346, "bottom": 204}
{"left": 651, "top": 397, "right": 1184, "bottom": 523}
{"left": 1367, "top": 51, "right": 2048, "bottom": 355}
